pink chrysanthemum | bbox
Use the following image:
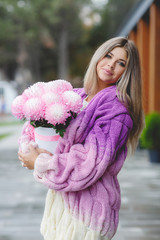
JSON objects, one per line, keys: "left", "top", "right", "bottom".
{"left": 23, "top": 82, "right": 45, "bottom": 99}
{"left": 23, "top": 97, "right": 45, "bottom": 121}
{"left": 11, "top": 95, "right": 26, "bottom": 119}
{"left": 42, "top": 92, "right": 61, "bottom": 105}
{"left": 62, "top": 91, "right": 83, "bottom": 113}
{"left": 12, "top": 80, "right": 83, "bottom": 137}
{"left": 45, "top": 103, "right": 70, "bottom": 125}
{"left": 44, "top": 80, "right": 73, "bottom": 94}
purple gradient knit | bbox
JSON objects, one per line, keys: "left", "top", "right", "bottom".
{"left": 20, "top": 85, "right": 133, "bottom": 239}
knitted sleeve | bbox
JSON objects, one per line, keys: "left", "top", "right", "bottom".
{"left": 18, "top": 121, "right": 36, "bottom": 153}
{"left": 34, "top": 113, "right": 131, "bottom": 191}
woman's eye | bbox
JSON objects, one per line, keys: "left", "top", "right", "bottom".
{"left": 105, "top": 54, "right": 111, "bottom": 59}
{"left": 118, "top": 62, "right": 126, "bottom": 67}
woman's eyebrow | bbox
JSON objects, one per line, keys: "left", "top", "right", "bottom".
{"left": 119, "top": 59, "right": 126, "bottom": 63}
{"left": 109, "top": 52, "right": 126, "bottom": 63}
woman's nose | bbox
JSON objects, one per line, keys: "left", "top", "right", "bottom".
{"left": 108, "top": 60, "right": 115, "bottom": 69}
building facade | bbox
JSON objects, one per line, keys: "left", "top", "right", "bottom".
{"left": 116, "top": 0, "right": 160, "bottom": 113}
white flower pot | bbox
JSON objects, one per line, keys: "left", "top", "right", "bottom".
{"left": 34, "top": 127, "right": 60, "bottom": 154}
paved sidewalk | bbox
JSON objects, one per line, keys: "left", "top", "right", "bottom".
{"left": 0, "top": 124, "right": 160, "bottom": 240}
{"left": 0, "top": 124, "right": 23, "bottom": 150}
{"left": 115, "top": 150, "right": 160, "bottom": 240}
{"left": 0, "top": 115, "right": 23, "bottom": 150}
{"left": 0, "top": 149, "right": 47, "bottom": 240}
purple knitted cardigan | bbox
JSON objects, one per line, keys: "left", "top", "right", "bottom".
{"left": 20, "top": 85, "right": 133, "bottom": 239}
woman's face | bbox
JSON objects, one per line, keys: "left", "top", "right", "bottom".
{"left": 96, "top": 47, "right": 127, "bottom": 90}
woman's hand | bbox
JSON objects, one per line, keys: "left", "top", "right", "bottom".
{"left": 18, "top": 145, "right": 53, "bottom": 170}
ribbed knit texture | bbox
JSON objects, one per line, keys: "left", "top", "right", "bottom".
{"left": 19, "top": 86, "right": 133, "bottom": 239}
{"left": 40, "top": 189, "right": 111, "bottom": 240}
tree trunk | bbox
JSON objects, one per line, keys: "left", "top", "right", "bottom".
{"left": 30, "top": 45, "right": 42, "bottom": 82}
{"left": 58, "top": 25, "right": 69, "bottom": 80}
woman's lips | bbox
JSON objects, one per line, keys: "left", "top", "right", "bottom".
{"left": 102, "top": 68, "right": 113, "bottom": 76}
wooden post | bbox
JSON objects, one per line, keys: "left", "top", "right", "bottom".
{"left": 137, "top": 19, "right": 149, "bottom": 113}
{"left": 149, "top": 3, "right": 160, "bottom": 112}
{"left": 128, "top": 30, "right": 137, "bottom": 44}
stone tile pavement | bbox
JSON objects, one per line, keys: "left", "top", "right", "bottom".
{"left": 0, "top": 148, "right": 47, "bottom": 240}
{"left": 0, "top": 122, "right": 160, "bottom": 240}
{"left": 115, "top": 150, "right": 160, "bottom": 240}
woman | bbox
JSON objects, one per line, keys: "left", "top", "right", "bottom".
{"left": 18, "top": 37, "right": 144, "bottom": 240}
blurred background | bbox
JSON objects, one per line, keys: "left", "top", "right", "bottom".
{"left": 0, "top": 0, "right": 140, "bottom": 114}
{"left": 0, "top": 0, "right": 159, "bottom": 116}
{"left": 0, "top": 0, "right": 160, "bottom": 240}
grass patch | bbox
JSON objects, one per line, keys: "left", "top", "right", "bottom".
{"left": 0, "top": 133, "right": 12, "bottom": 140}
{"left": 0, "top": 120, "right": 24, "bottom": 127}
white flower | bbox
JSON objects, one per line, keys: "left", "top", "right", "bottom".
{"left": 42, "top": 92, "right": 61, "bottom": 105}
{"left": 45, "top": 103, "right": 70, "bottom": 125}
{"left": 11, "top": 95, "right": 25, "bottom": 119}
{"left": 23, "top": 82, "right": 45, "bottom": 98}
{"left": 24, "top": 97, "right": 45, "bottom": 120}
{"left": 62, "top": 91, "right": 83, "bottom": 113}
{"left": 44, "top": 80, "right": 73, "bottom": 94}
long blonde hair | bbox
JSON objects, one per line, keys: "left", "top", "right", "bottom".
{"left": 84, "top": 37, "right": 145, "bottom": 153}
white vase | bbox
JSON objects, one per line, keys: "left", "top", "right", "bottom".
{"left": 34, "top": 127, "right": 60, "bottom": 154}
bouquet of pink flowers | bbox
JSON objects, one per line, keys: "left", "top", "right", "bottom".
{"left": 11, "top": 80, "right": 83, "bottom": 137}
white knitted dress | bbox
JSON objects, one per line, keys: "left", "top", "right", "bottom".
{"left": 40, "top": 189, "right": 109, "bottom": 240}
{"left": 39, "top": 99, "right": 109, "bottom": 240}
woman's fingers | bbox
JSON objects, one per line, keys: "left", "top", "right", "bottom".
{"left": 21, "top": 162, "right": 27, "bottom": 167}
{"left": 18, "top": 151, "right": 27, "bottom": 160}
{"left": 18, "top": 152, "right": 27, "bottom": 168}
{"left": 18, "top": 152, "right": 23, "bottom": 162}
{"left": 18, "top": 145, "right": 52, "bottom": 170}
{"left": 37, "top": 148, "right": 53, "bottom": 156}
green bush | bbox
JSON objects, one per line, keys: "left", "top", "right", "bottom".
{"left": 140, "top": 112, "right": 160, "bottom": 150}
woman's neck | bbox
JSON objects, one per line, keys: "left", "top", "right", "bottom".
{"left": 86, "top": 84, "right": 115, "bottom": 103}
{"left": 86, "top": 85, "right": 107, "bottom": 103}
